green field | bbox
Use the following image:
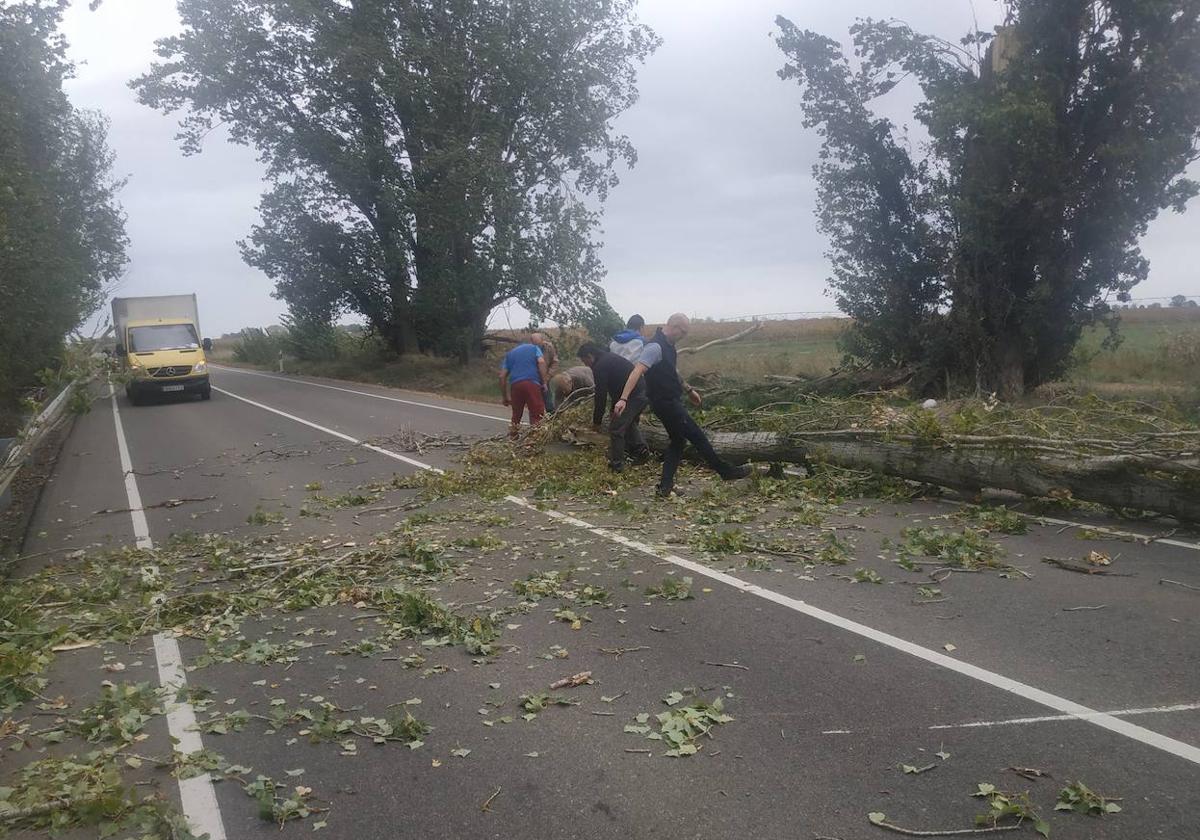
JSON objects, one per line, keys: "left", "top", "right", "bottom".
{"left": 214, "top": 306, "right": 1200, "bottom": 405}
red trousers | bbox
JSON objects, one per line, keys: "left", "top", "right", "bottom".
{"left": 510, "top": 379, "right": 545, "bottom": 430}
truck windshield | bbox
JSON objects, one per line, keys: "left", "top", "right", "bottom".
{"left": 129, "top": 324, "right": 200, "bottom": 352}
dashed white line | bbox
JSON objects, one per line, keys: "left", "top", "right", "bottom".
{"left": 198, "top": 387, "right": 1200, "bottom": 768}
{"left": 211, "top": 364, "right": 509, "bottom": 423}
{"left": 821, "top": 701, "right": 1200, "bottom": 735}
{"left": 780, "top": 467, "right": 1200, "bottom": 552}
{"left": 1013, "top": 512, "right": 1200, "bottom": 552}
{"left": 153, "top": 635, "right": 228, "bottom": 840}
{"left": 507, "top": 497, "right": 1200, "bottom": 767}
{"left": 927, "top": 701, "right": 1200, "bottom": 731}
{"left": 110, "top": 392, "right": 228, "bottom": 840}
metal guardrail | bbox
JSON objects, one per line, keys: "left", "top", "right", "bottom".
{"left": 0, "top": 382, "right": 77, "bottom": 512}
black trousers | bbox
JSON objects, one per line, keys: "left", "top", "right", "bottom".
{"left": 650, "top": 397, "right": 730, "bottom": 490}
{"left": 609, "top": 393, "right": 649, "bottom": 468}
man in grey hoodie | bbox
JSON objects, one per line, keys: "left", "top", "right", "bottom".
{"left": 609, "top": 314, "right": 645, "bottom": 362}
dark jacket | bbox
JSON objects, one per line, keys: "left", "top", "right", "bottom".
{"left": 644, "top": 329, "right": 682, "bottom": 404}
{"left": 591, "top": 350, "right": 642, "bottom": 426}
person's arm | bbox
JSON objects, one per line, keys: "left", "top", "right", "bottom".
{"left": 612, "top": 363, "right": 648, "bottom": 417}
{"left": 499, "top": 369, "right": 510, "bottom": 405}
{"left": 537, "top": 355, "right": 548, "bottom": 387}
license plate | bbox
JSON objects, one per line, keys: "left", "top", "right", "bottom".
{"left": 161, "top": 385, "right": 185, "bottom": 392}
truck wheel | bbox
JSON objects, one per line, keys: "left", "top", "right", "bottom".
{"left": 200, "top": 385, "right": 211, "bottom": 401}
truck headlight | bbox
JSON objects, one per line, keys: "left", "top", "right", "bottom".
{"left": 193, "top": 361, "right": 207, "bottom": 374}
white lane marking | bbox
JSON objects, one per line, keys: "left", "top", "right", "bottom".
{"left": 217, "top": 369, "right": 1200, "bottom": 550}
{"left": 820, "top": 701, "right": 1200, "bottom": 735}
{"left": 110, "top": 392, "right": 228, "bottom": 840}
{"left": 154, "top": 635, "right": 228, "bottom": 840}
{"left": 213, "top": 386, "right": 445, "bottom": 474}
{"left": 211, "top": 390, "right": 1200, "bottom": 768}
{"left": 111, "top": 393, "right": 152, "bottom": 550}
{"left": 506, "top": 496, "right": 1200, "bottom": 767}
{"left": 779, "top": 467, "right": 1200, "bottom": 552}
{"left": 211, "top": 364, "right": 509, "bottom": 424}
{"left": 928, "top": 701, "right": 1200, "bottom": 731}
{"left": 1016, "top": 512, "right": 1200, "bottom": 552}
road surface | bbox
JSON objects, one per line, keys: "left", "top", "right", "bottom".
{"left": 10, "top": 364, "right": 1200, "bottom": 839}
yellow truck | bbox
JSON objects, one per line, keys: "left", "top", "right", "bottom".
{"left": 112, "top": 294, "right": 212, "bottom": 405}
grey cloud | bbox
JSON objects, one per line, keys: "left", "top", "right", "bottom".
{"left": 62, "top": 0, "right": 1198, "bottom": 337}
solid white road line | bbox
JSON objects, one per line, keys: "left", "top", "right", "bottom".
{"left": 111, "top": 393, "right": 152, "bottom": 550}
{"left": 213, "top": 386, "right": 445, "bottom": 474}
{"left": 216, "top": 367, "right": 1200, "bottom": 551}
{"left": 110, "top": 392, "right": 228, "bottom": 840}
{"left": 205, "top": 388, "right": 1200, "bottom": 768}
{"left": 211, "top": 364, "right": 509, "bottom": 424}
{"left": 820, "top": 701, "right": 1200, "bottom": 735}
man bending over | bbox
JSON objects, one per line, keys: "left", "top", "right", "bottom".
{"left": 578, "top": 342, "right": 650, "bottom": 472}
{"left": 614, "top": 313, "right": 751, "bottom": 496}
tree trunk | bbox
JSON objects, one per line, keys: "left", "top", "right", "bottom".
{"left": 458, "top": 305, "right": 491, "bottom": 363}
{"left": 640, "top": 427, "right": 1200, "bottom": 523}
{"left": 993, "top": 333, "right": 1025, "bottom": 401}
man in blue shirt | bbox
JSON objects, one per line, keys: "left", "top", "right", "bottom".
{"left": 500, "top": 340, "right": 548, "bottom": 438}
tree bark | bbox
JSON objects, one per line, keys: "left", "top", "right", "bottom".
{"left": 640, "top": 426, "right": 1200, "bottom": 523}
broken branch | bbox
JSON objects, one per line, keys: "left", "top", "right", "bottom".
{"left": 677, "top": 321, "right": 763, "bottom": 355}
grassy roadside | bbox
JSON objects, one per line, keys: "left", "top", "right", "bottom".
{"left": 209, "top": 343, "right": 504, "bottom": 404}
{"left": 213, "top": 307, "right": 1200, "bottom": 405}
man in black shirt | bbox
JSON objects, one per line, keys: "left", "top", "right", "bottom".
{"left": 578, "top": 343, "right": 650, "bottom": 472}
{"left": 613, "top": 313, "right": 751, "bottom": 496}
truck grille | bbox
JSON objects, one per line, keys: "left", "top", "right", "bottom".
{"left": 148, "top": 366, "right": 192, "bottom": 378}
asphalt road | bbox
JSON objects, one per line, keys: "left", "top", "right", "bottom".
{"left": 11, "top": 364, "right": 1200, "bottom": 840}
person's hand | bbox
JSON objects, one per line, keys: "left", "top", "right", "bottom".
{"left": 613, "top": 398, "right": 627, "bottom": 417}
{"left": 688, "top": 387, "right": 702, "bottom": 407}
{"left": 502, "top": 395, "right": 511, "bottom": 406}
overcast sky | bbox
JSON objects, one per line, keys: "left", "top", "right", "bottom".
{"left": 63, "top": 0, "right": 1198, "bottom": 337}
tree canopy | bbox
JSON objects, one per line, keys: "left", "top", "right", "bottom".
{"left": 777, "top": 1, "right": 1200, "bottom": 397}
{"left": 0, "top": 0, "right": 128, "bottom": 430}
{"left": 134, "top": 0, "right": 658, "bottom": 359}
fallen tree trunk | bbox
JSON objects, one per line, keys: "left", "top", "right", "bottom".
{"left": 640, "top": 426, "right": 1200, "bottom": 523}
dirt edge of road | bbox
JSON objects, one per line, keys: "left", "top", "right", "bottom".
{"left": 0, "top": 413, "right": 77, "bottom": 565}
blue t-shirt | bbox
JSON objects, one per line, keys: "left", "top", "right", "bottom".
{"left": 503, "top": 343, "right": 544, "bottom": 386}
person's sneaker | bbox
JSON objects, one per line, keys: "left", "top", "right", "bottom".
{"left": 655, "top": 486, "right": 685, "bottom": 498}
{"left": 720, "top": 463, "right": 753, "bottom": 481}
{"left": 608, "top": 461, "right": 625, "bottom": 473}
